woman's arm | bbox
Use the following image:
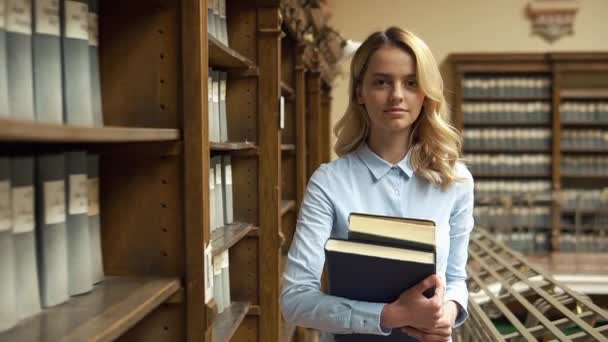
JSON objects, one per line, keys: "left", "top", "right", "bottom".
{"left": 445, "top": 169, "right": 475, "bottom": 327}
{"left": 280, "top": 166, "right": 391, "bottom": 335}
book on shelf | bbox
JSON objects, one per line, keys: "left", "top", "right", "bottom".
{"left": 221, "top": 156, "right": 233, "bottom": 225}
{"left": 88, "top": 0, "right": 103, "bottom": 127}
{"left": 212, "top": 252, "right": 224, "bottom": 313}
{"left": 6, "top": 0, "right": 36, "bottom": 121}
{"left": 87, "top": 154, "right": 103, "bottom": 284}
{"left": 36, "top": 152, "right": 69, "bottom": 307}
{"left": 220, "top": 250, "right": 231, "bottom": 309}
{"left": 0, "top": 0, "right": 9, "bottom": 117}
{"left": 0, "top": 157, "right": 17, "bottom": 332}
{"left": 326, "top": 213, "right": 436, "bottom": 341}
{"left": 213, "top": 156, "right": 225, "bottom": 229}
{"left": 211, "top": 70, "right": 221, "bottom": 143}
{"left": 65, "top": 151, "right": 93, "bottom": 295}
{"left": 11, "top": 156, "right": 41, "bottom": 319}
{"left": 33, "top": 0, "right": 63, "bottom": 124}
{"left": 61, "top": 0, "right": 94, "bottom": 126}
{"left": 219, "top": 71, "right": 228, "bottom": 142}
{"left": 209, "top": 164, "right": 217, "bottom": 233}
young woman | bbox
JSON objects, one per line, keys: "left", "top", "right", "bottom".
{"left": 280, "top": 27, "right": 474, "bottom": 342}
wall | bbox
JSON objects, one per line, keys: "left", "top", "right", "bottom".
{"left": 327, "top": 0, "right": 608, "bottom": 159}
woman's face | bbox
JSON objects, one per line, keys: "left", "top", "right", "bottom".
{"left": 356, "top": 46, "right": 425, "bottom": 136}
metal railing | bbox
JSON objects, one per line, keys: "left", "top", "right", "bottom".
{"left": 456, "top": 228, "right": 608, "bottom": 341}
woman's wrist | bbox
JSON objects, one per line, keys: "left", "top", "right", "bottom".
{"left": 380, "top": 302, "right": 410, "bottom": 329}
{"left": 445, "top": 301, "right": 459, "bottom": 326}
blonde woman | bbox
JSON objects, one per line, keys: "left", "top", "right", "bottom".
{"left": 281, "top": 27, "right": 474, "bottom": 342}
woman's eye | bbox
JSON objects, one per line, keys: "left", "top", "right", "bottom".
{"left": 405, "top": 80, "right": 418, "bottom": 88}
{"left": 373, "top": 79, "right": 388, "bottom": 86}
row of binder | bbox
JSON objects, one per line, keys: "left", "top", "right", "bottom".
{"left": 560, "top": 188, "right": 608, "bottom": 211}
{"left": 561, "top": 130, "right": 608, "bottom": 148}
{"left": 209, "top": 155, "right": 233, "bottom": 233}
{"left": 466, "top": 154, "right": 551, "bottom": 176}
{"left": 475, "top": 181, "right": 551, "bottom": 201}
{"left": 207, "top": 0, "right": 228, "bottom": 46}
{"left": 561, "top": 156, "right": 608, "bottom": 175}
{"left": 463, "top": 102, "right": 551, "bottom": 124}
{"left": 561, "top": 101, "right": 608, "bottom": 123}
{"left": 0, "top": 0, "right": 102, "bottom": 127}
{"left": 462, "top": 76, "right": 551, "bottom": 98}
{"left": 208, "top": 69, "right": 228, "bottom": 143}
{"left": 493, "top": 230, "right": 551, "bottom": 253}
{"left": 558, "top": 232, "right": 608, "bottom": 253}
{"left": 212, "top": 250, "right": 231, "bottom": 314}
{"left": 474, "top": 205, "right": 552, "bottom": 229}
{"left": 463, "top": 129, "right": 552, "bottom": 150}
{"left": 0, "top": 152, "right": 103, "bottom": 332}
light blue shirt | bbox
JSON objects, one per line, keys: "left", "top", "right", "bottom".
{"left": 280, "top": 143, "right": 474, "bottom": 340}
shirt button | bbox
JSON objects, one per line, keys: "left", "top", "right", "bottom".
{"left": 394, "top": 189, "right": 400, "bottom": 195}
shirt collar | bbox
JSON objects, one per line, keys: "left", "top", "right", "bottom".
{"left": 356, "top": 143, "right": 414, "bottom": 180}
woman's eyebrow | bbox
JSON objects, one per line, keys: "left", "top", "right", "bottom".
{"left": 370, "top": 72, "right": 416, "bottom": 78}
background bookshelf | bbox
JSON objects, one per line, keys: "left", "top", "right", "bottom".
{"left": 451, "top": 52, "right": 608, "bottom": 257}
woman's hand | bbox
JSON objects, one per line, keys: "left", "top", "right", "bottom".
{"left": 400, "top": 301, "right": 459, "bottom": 342}
{"left": 380, "top": 275, "right": 444, "bottom": 330}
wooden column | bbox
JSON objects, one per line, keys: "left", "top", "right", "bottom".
{"left": 320, "top": 83, "right": 332, "bottom": 163}
{"left": 257, "top": 5, "right": 282, "bottom": 342}
{"left": 295, "top": 43, "right": 307, "bottom": 207}
{"left": 306, "top": 62, "right": 322, "bottom": 177}
{"left": 551, "top": 66, "right": 563, "bottom": 251}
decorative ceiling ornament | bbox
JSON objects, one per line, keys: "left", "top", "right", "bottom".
{"left": 527, "top": 0, "right": 580, "bottom": 43}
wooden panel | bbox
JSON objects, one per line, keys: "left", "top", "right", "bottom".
{"left": 212, "top": 223, "right": 258, "bottom": 257}
{"left": 281, "top": 154, "right": 296, "bottom": 201}
{"left": 0, "top": 277, "right": 180, "bottom": 342}
{"left": 100, "top": 0, "right": 180, "bottom": 128}
{"left": 281, "top": 36, "right": 295, "bottom": 87}
{"left": 101, "top": 154, "right": 184, "bottom": 277}
{"left": 226, "top": 77, "right": 259, "bottom": 143}
{"left": 117, "top": 299, "right": 184, "bottom": 342}
{"left": 227, "top": 1, "right": 258, "bottom": 64}
{"left": 231, "top": 315, "right": 259, "bottom": 342}
{"left": 212, "top": 302, "right": 251, "bottom": 342}
{"left": 281, "top": 81, "right": 295, "bottom": 100}
{"left": 280, "top": 208, "right": 296, "bottom": 255}
{"left": 560, "top": 88, "right": 608, "bottom": 99}
{"left": 209, "top": 35, "right": 258, "bottom": 72}
{"left": 295, "top": 43, "right": 307, "bottom": 209}
{"left": 282, "top": 97, "right": 296, "bottom": 145}
{"left": 306, "top": 70, "right": 322, "bottom": 178}
{"left": 233, "top": 157, "right": 259, "bottom": 225}
{"left": 0, "top": 119, "right": 179, "bottom": 142}
{"left": 320, "top": 85, "right": 332, "bottom": 164}
{"left": 230, "top": 237, "right": 259, "bottom": 304}
{"left": 181, "top": 0, "right": 207, "bottom": 340}
{"left": 257, "top": 6, "right": 282, "bottom": 342}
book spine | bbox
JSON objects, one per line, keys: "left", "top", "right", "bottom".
{"left": 65, "top": 150, "right": 93, "bottom": 295}
{"left": 87, "top": 0, "right": 102, "bottom": 126}
{"left": 33, "top": 0, "right": 63, "bottom": 123}
{"left": 6, "top": 0, "right": 35, "bottom": 120}
{"left": 87, "top": 154, "right": 103, "bottom": 283}
{"left": 36, "top": 152, "right": 69, "bottom": 307}
{"left": 0, "top": 0, "right": 9, "bottom": 116}
{"left": 11, "top": 156, "right": 41, "bottom": 319}
{"left": 0, "top": 157, "right": 17, "bottom": 331}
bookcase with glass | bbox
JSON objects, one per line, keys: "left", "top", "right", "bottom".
{"left": 451, "top": 53, "right": 608, "bottom": 257}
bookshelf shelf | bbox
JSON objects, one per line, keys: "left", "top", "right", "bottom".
{"left": 281, "top": 200, "right": 296, "bottom": 216}
{"left": 281, "top": 144, "right": 296, "bottom": 152}
{"left": 561, "top": 121, "right": 608, "bottom": 127}
{"left": 561, "top": 174, "right": 608, "bottom": 179}
{"left": 463, "top": 95, "right": 551, "bottom": 101}
{"left": 281, "top": 81, "right": 295, "bottom": 100}
{"left": 0, "top": 118, "right": 180, "bottom": 143}
{"left": 209, "top": 36, "right": 258, "bottom": 74}
{"left": 561, "top": 147, "right": 608, "bottom": 153}
{"left": 464, "top": 121, "right": 551, "bottom": 127}
{"left": 472, "top": 173, "right": 551, "bottom": 179}
{"left": 210, "top": 141, "right": 258, "bottom": 152}
{"left": 0, "top": 277, "right": 180, "bottom": 342}
{"left": 560, "top": 88, "right": 608, "bottom": 99}
{"left": 465, "top": 148, "right": 552, "bottom": 153}
{"left": 211, "top": 302, "right": 251, "bottom": 342}
{"left": 211, "top": 223, "right": 258, "bottom": 257}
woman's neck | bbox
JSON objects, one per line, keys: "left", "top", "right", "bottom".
{"left": 367, "top": 128, "right": 411, "bottom": 165}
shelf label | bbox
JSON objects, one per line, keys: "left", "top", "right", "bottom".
{"left": 0, "top": 181, "right": 11, "bottom": 232}
{"left": 35, "top": 0, "right": 60, "bottom": 36}
{"left": 13, "top": 185, "right": 34, "bottom": 233}
{"left": 88, "top": 12, "right": 98, "bottom": 46}
{"left": 65, "top": 0, "right": 88, "bottom": 40}
{"left": 44, "top": 180, "right": 66, "bottom": 225}
{"left": 87, "top": 177, "right": 99, "bottom": 216}
{"left": 204, "top": 242, "right": 214, "bottom": 304}
{"left": 6, "top": 0, "right": 32, "bottom": 35}
{"left": 69, "top": 174, "right": 88, "bottom": 215}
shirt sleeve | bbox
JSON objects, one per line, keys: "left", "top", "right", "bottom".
{"left": 445, "top": 168, "right": 475, "bottom": 327}
{"left": 280, "top": 165, "right": 391, "bottom": 335}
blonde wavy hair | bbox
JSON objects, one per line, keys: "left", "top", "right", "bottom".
{"left": 334, "top": 27, "right": 463, "bottom": 189}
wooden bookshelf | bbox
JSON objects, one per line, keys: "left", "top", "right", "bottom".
{"left": 0, "top": 118, "right": 180, "bottom": 142}
{"left": 0, "top": 277, "right": 180, "bottom": 342}
{"left": 211, "top": 302, "right": 251, "bottom": 342}
{"left": 451, "top": 52, "right": 608, "bottom": 253}
{"left": 210, "top": 141, "right": 258, "bottom": 152}
{"left": 209, "top": 35, "right": 258, "bottom": 74}
{"left": 211, "top": 223, "right": 258, "bottom": 257}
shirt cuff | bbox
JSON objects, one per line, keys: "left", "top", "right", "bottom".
{"left": 445, "top": 295, "right": 468, "bottom": 328}
{"left": 350, "top": 301, "right": 392, "bottom": 335}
